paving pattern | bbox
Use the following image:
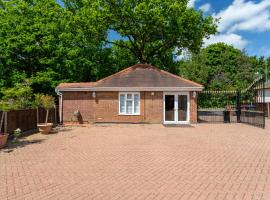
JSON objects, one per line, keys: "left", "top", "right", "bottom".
{"left": 1, "top": 121, "right": 270, "bottom": 200}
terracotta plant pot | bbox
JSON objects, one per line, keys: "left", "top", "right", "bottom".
{"left": 37, "top": 123, "right": 53, "bottom": 134}
{"left": 0, "top": 133, "right": 9, "bottom": 149}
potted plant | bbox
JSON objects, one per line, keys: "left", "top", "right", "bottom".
{"left": 35, "top": 94, "right": 55, "bottom": 134}
{"left": 0, "top": 101, "right": 10, "bottom": 148}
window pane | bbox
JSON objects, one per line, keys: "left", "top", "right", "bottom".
{"left": 127, "top": 94, "right": 132, "bottom": 100}
{"left": 178, "top": 95, "right": 187, "bottom": 121}
{"left": 134, "top": 94, "right": 139, "bottom": 114}
{"left": 126, "top": 100, "right": 133, "bottom": 114}
{"left": 120, "top": 94, "right": 125, "bottom": 113}
{"left": 165, "top": 95, "right": 175, "bottom": 121}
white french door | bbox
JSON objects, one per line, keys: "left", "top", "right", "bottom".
{"left": 163, "top": 92, "right": 190, "bottom": 124}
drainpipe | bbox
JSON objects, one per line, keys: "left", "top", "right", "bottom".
{"left": 55, "top": 89, "right": 63, "bottom": 124}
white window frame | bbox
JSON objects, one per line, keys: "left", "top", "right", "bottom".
{"left": 163, "top": 92, "right": 190, "bottom": 124}
{"left": 119, "top": 92, "right": 140, "bottom": 115}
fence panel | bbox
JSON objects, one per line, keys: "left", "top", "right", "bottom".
{"left": 0, "top": 107, "right": 59, "bottom": 134}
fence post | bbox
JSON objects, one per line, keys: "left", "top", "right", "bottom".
{"left": 4, "top": 112, "right": 8, "bottom": 133}
{"left": 36, "top": 108, "right": 39, "bottom": 125}
{"left": 263, "top": 77, "right": 266, "bottom": 128}
{"left": 236, "top": 90, "right": 241, "bottom": 123}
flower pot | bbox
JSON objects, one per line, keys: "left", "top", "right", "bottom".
{"left": 0, "top": 133, "right": 9, "bottom": 149}
{"left": 37, "top": 123, "right": 53, "bottom": 134}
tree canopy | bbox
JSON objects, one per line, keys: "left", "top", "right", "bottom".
{"left": 0, "top": 0, "right": 269, "bottom": 110}
{"left": 179, "top": 43, "right": 269, "bottom": 90}
{"left": 98, "top": 0, "right": 217, "bottom": 63}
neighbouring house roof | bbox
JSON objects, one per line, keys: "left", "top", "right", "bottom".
{"left": 56, "top": 64, "right": 203, "bottom": 92}
{"left": 57, "top": 82, "right": 96, "bottom": 89}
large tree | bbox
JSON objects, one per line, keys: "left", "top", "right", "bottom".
{"left": 66, "top": 0, "right": 217, "bottom": 64}
{"left": 0, "top": 0, "right": 108, "bottom": 89}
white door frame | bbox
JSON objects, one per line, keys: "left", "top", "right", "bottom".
{"left": 163, "top": 92, "right": 190, "bottom": 124}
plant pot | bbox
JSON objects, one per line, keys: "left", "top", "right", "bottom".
{"left": 0, "top": 133, "right": 9, "bottom": 149}
{"left": 37, "top": 123, "right": 53, "bottom": 134}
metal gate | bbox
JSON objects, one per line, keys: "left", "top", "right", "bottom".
{"left": 198, "top": 76, "right": 265, "bottom": 128}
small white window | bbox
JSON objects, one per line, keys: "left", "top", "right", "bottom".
{"left": 119, "top": 92, "right": 140, "bottom": 115}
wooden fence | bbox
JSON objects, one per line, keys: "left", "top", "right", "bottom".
{"left": 0, "top": 107, "right": 59, "bottom": 134}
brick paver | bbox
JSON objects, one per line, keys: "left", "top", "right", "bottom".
{"left": 1, "top": 121, "right": 270, "bottom": 200}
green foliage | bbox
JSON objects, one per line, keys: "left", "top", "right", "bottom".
{"left": 30, "top": 70, "right": 65, "bottom": 96}
{"left": 92, "top": 0, "right": 217, "bottom": 63}
{"left": 35, "top": 94, "right": 55, "bottom": 110}
{"left": 0, "top": 0, "right": 269, "bottom": 110}
{"left": 0, "top": 82, "right": 34, "bottom": 110}
{"left": 35, "top": 94, "right": 55, "bottom": 124}
{"left": 198, "top": 93, "right": 237, "bottom": 109}
{"left": 0, "top": 0, "right": 108, "bottom": 89}
{"left": 0, "top": 101, "right": 13, "bottom": 112}
{"left": 179, "top": 43, "right": 259, "bottom": 90}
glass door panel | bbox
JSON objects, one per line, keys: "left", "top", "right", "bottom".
{"left": 178, "top": 95, "right": 188, "bottom": 121}
{"left": 165, "top": 95, "right": 175, "bottom": 121}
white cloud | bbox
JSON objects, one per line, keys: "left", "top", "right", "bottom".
{"left": 214, "top": 0, "right": 270, "bottom": 32}
{"left": 187, "top": 0, "right": 196, "bottom": 8}
{"left": 204, "top": 0, "right": 270, "bottom": 51}
{"left": 199, "top": 3, "right": 212, "bottom": 13}
{"left": 204, "top": 33, "right": 248, "bottom": 49}
{"left": 228, "top": 10, "right": 270, "bottom": 32}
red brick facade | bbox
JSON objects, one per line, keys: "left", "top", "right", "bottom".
{"left": 62, "top": 91, "right": 198, "bottom": 124}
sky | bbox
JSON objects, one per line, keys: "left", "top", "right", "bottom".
{"left": 188, "top": 0, "right": 270, "bottom": 57}
{"left": 109, "top": 0, "right": 270, "bottom": 57}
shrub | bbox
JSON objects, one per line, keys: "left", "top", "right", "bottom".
{"left": 1, "top": 82, "right": 34, "bottom": 110}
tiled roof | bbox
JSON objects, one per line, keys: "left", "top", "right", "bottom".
{"left": 94, "top": 64, "right": 202, "bottom": 88}
{"left": 56, "top": 64, "right": 203, "bottom": 90}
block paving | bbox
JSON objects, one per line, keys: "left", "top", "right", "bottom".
{"left": 1, "top": 121, "right": 270, "bottom": 200}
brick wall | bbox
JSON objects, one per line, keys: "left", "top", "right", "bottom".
{"left": 190, "top": 92, "right": 198, "bottom": 123}
{"left": 144, "top": 92, "right": 163, "bottom": 123}
{"left": 62, "top": 91, "right": 94, "bottom": 122}
{"left": 62, "top": 91, "right": 198, "bottom": 124}
{"left": 93, "top": 92, "right": 145, "bottom": 123}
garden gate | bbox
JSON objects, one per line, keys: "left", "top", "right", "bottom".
{"left": 198, "top": 76, "right": 265, "bottom": 128}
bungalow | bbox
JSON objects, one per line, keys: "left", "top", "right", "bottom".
{"left": 56, "top": 64, "right": 203, "bottom": 124}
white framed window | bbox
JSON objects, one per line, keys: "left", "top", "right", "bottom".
{"left": 119, "top": 92, "right": 140, "bottom": 115}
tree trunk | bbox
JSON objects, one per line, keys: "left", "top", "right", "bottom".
{"left": 45, "top": 109, "right": 49, "bottom": 124}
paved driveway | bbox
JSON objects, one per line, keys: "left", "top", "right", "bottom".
{"left": 1, "top": 121, "right": 270, "bottom": 200}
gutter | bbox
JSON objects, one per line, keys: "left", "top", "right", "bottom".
{"left": 55, "top": 86, "right": 204, "bottom": 92}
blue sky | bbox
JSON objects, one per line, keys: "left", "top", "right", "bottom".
{"left": 188, "top": 0, "right": 270, "bottom": 57}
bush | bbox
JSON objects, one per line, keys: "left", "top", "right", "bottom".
{"left": 0, "top": 82, "right": 34, "bottom": 110}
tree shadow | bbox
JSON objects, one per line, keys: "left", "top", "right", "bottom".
{"left": 2, "top": 138, "right": 46, "bottom": 153}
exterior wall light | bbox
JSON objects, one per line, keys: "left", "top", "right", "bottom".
{"left": 92, "top": 92, "right": 96, "bottom": 99}
{"left": 151, "top": 92, "right": 155, "bottom": 96}
{"left": 193, "top": 91, "right": 197, "bottom": 98}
